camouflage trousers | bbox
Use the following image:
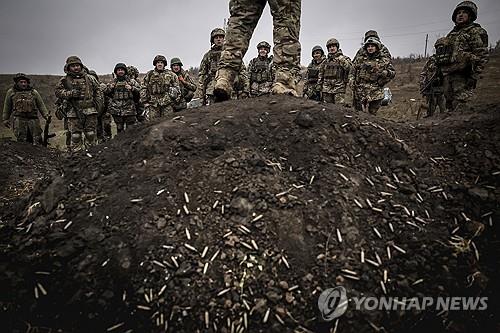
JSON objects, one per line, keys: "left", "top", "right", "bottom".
{"left": 97, "top": 112, "right": 112, "bottom": 141}
{"left": 219, "top": 0, "right": 301, "bottom": 89}
{"left": 354, "top": 98, "right": 382, "bottom": 115}
{"left": 443, "top": 74, "right": 474, "bottom": 111}
{"left": 146, "top": 105, "right": 174, "bottom": 121}
{"left": 322, "top": 92, "right": 345, "bottom": 105}
{"left": 424, "top": 93, "right": 446, "bottom": 116}
{"left": 68, "top": 114, "right": 98, "bottom": 151}
{"left": 12, "top": 117, "right": 42, "bottom": 144}
{"left": 112, "top": 115, "right": 136, "bottom": 132}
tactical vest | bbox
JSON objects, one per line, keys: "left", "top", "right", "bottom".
{"left": 12, "top": 90, "right": 37, "bottom": 115}
{"left": 208, "top": 49, "right": 222, "bottom": 78}
{"left": 434, "top": 38, "right": 454, "bottom": 66}
{"left": 148, "top": 71, "right": 168, "bottom": 95}
{"left": 250, "top": 58, "right": 272, "bottom": 83}
{"left": 112, "top": 80, "right": 133, "bottom": 101}
{"left": 66, "top": 75, "right": 95, "bottom": 109}
{"left": 323, "top": 61, "right": 346, "bottom": 81}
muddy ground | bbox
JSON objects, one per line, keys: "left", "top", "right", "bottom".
{"left": 0, "top": 95, "right": 499, "bottom": 333}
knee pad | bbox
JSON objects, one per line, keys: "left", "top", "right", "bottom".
{"left": 71, "top": 132, "right": 82, "bottom": 144}
{"left": 85, "top": 131, "right": 97, "bottom": 143}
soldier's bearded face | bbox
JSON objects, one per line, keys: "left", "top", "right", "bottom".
{"left": 455, "top": 9, "right": 470, "bottom": 24}
{"left": 258, "top": 48, "right": 268, "bottom": 57}
{"left": 214, "top": 35, "right": 224, "bottom": 46}
{"left": 313, "top": 51, "right": 323, "bottom": 60}
{"left": 171, "top": 64, "right": 181, "bottom": 73}
{"left": 366, "top": 45, "right": 377, "bottom": 54}
{"left": 156, "top": 62, "right": 165, "bottom": 71}
{"left": 116, "top": 68, "right": 126, "bottom": 77}
{"left": 17, "top": 79, "right": 28, "bottom": 89}
{"left": 328, "top": 45, "right": 338, "bottom": 54}
{"left": 69, "top": 64, "right": 82, "bottom": 73}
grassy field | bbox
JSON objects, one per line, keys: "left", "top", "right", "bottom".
{"left": 1, "top": 53, "right": 499, "bottom": 146}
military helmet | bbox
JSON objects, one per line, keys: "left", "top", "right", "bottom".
{"left": 210, "top": 28, "right": 225, "bottom": 43}
{"left": 153, "top": 55, "right": 167, "bottom": 66}
{"left": 170, "top": 57, "right": 183, "bottom": 67}
{"left": 326, "top": 38, "right": 340, "bottom": 48}
{"left": 452, "top": 1, "right": 477, "bottom": 23}
{"left": 66, "top": 55, "right": 83, "bottom": 66}
{"left": 364, "top": 30, "right": 379, "bottom": 41}
{"left": 114, "top": 63, "right": 128, "bottom": 74}
{"left": 257, "top": 41, "right": 271, "bottom": 50}
{"left": 127, "top": 65, "right": 139, "bottom": 78}
{"left": 364, "top": 37, "right": 381, "bottom": 50}
{"left": 311, "top": 45, "right": 324, "bottom": 56}
{"left": 13, "top": 73, "right": 30, "bottom": 83}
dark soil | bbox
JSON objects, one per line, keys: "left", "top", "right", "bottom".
{"left": 0, "top": 95, "right": 499, "bottom": 333}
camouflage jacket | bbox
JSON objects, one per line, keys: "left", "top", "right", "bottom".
{"left": 420, "top": 56, "right": 444, "bottom": 95}
{"left": 248, "top": 55, "right": 274, "bottom": 96}
{"left": 55, "top": 71, "right": 103, "bottom": 118}
{"left": 174, "top": 69, "right": 197, "bottom": 100}
{"left": 141, "top": 69, "right": 181, "bottom": 107}
{"left": 350, "top": 51, "right": 396, "bottom": 102}
{"left": 443, "top": 23, "right": 489, "bottom": 78}
{"left": 354, "top": 43, "right": 392, "bottom": 63}
{"left": 104, "top": 77, "right": 141, "bottom": 116}
{"left": 3, "top": 86, "right": 48, "bottom": 120}
{"left": 318, "top": 51, "right": 352, "bottom": 94}
{"left": 303, "top": 55, "right": 326, "bottom": 97}
{"left": 197, "top": 45, "right": 222, "bottom": 96}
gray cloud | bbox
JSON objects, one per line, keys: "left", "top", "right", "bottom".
{"left": 0, "top": 0, "right": 499, "bottom": 74}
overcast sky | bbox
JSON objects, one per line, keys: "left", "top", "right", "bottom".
{"left": 0, "top": 0, "right": 499, "bottom": 75}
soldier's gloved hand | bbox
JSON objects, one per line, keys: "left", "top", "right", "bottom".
{"left": 3, "top": 119, "right": 10, "bottom": 128}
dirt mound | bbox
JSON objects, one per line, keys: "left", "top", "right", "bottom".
{"left": 1, "top": 96, "right": 499, "bottom": 333}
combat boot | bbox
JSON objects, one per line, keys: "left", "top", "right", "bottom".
{"left": 214, "top": 68, "right": 237, "bottom": 102}
{"left": 271, "top": 70, "right": 298, "bottom": 96}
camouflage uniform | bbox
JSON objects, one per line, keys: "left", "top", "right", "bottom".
{"left": 55, "top": 56, "right": 103, "bottom": 151}
{"left": 2, "top": 73, "right": 49, "bottom": 144}
{"left": 170, "top": 58, "right": 197, "bottom": 111}
{"left": 88, "top": 70, "right": 112, "bottom": 142}
{"left": 353, "top": 30, "right": 392, "bottom": 62}
{"left": 303, "top": 45, "right": 326, "bottom": 101}
{"left": 213, "top": 0, "right": 302, "bottom": 100}
{"left": 442, "top": 1, "right": 489, "bottom": 111}
{"left": 419, "top": 38, "right": 447, "bottom": 117}
{"left": 140, "top": 55, "right": 181, "bottom": 120}
{"left": 197, "top": 28, "right": 225, "bottom": 105}
{"left": 127, "top": 65, "right": 146, "bottom": 121}
{"left": 318, "top": 39, "right": 352, "bottom": 105}
{"left": 104, "top": 63, "right": 140, "bottom": 132}
{"left": 248, "top": 41, "right": 274, "bottom": 97}
{"left": 232, "top": 63, "right": 250, "bottom": 99}
{"left": 350, "top": 38, "right": 396, "bottom": 115}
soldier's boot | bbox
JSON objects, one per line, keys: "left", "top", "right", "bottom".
{"left": 214, "top": 68, "right": 237, "bottom": 102}
{"left": 271, "top": 70, "right": 298, "bottom": 97}
{"left": 71, "top": 132, "right": 84, "bottom": 152}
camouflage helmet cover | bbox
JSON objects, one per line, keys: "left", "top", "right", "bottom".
{"left": 127, "top": 65, "right": 139, "bottom": 77}
{"left": 364, "top": 30, "right": 379, "bottom": 41}
{"left": 66, "top": 55, "right": 83, "bottom": 66}
{"left": 257, "top": 41, "right": 271, "bottom": 50}
{"left": 13, "top": 73, "right": 30, "bottom": 83}
{"left": 326, "top": 38, "right": 340, "bottom": 48}
{"left": 114, "top": 63, "right": 128, "bottom": 74}
{"left": 311, "top": 45, "right": 324, "bottom": 56}
{"left": 452, "top": 1, "right": 478, "bottom": 23}
{"left": 210, "top": 28, "right": 225, "bottom": 43}
{"left": 153, "top": 55, "right": 167, "bottom": 66}
{"left": 170, "top": 57, "right": 183, "bottom": 66}
{"left": 364, "top": 37, "right": 381, "bottom": 50}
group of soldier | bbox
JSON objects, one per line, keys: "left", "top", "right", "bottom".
{"left": 1, "top": 1, "right": 489, "bottom": 149}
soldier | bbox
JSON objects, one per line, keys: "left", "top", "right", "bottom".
{"left": 2, "top": 73, "right": 49, "bottom": 144}
{"left": 140, "top": 55, "right": 181, "bottom": 120}
{"left": 213, "top": 0, "right": 302, "bottom": 101}
{"left": 419, "top": 38, "right": 447, "bottom": 117}
{"left": 127, "top": 65, "right": 146, "bottom": 121}
{"left": 170, "top": 57, "right": 197, "bottom": 111}
{"left": 350, "top": 38, "right": 396, "bottom": 115}
{"left": 317, "top": 38, "right": 352, "bottom": 105}
{"left": 353, "top": 30, "right": 392, "bottom": 62}
{"left": 55, "top": 56, "right": 102, "bottom": 151}
{"left": 303, "top": 45, "right": 326, "bottom": 101}
{"left": 442, "top": 1, "right": 489, "bottom": 111}
{"left": 247, "top": 41, "right": 274, "bottom": 97}
{"left": 88, "top": 70, "right": 112, "bottom": 142}
{"left": 197, "top": 28, "right": 226, "bottom": 105}
{"left": 104, "top": 63, "right": 141, "bottom": 132}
